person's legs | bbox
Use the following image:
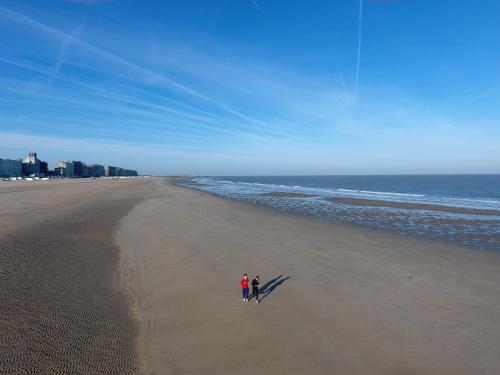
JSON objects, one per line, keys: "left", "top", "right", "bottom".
{"left": 243, "top": 288, "right": 249, "bottom": 301}
{"left": 242, "top": 288, "right": 246, "bottom": 301}
{"left": 255, "top": 288, "right": 259, "bottom": 303}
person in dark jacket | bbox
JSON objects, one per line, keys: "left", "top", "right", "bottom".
{"left": 251, "top": 275, "right": 260, "bottom": 303}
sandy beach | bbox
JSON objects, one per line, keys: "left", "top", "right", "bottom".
{"left": 118, "top": 178, "right": 500, "bottom": 375}
{"left": 0, "top": 178, "right": 158, "bottom": 374}
{"left": 2, "top": 177, "right": 500, "bottom": 374}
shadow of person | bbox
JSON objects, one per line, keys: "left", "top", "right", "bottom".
{"left": 258, "top": 275, "right": 290, "bottom": 302}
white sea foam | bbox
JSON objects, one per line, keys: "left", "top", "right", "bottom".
{"left": 194, "top": 177, "right": 500, "bottom": 212}
{"left": 359, "top": 190, "right": 425, "bottom": 197}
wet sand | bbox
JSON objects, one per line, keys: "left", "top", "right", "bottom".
{"left": 0, "top": 178, "right": 158, "bottom": 374}
{"left": 325, "top": 196, "right": 500, "bottom": 216}
{"left": 260, "top": 191, "right": 317, "bottom": 198}
{"left": 118, "top": 178, "right": 500, "bottom": 375}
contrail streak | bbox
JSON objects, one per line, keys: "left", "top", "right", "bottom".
{"left": 337, "top": 67, "right": 350, "bottom": 108}
{"left": 50, "top": 29, "right": 79, "bottom": 76}
{"left": 0, "top": 56, "right": 286, "bottom": 140}
{"left": 0, "top": 5, "right": 269, "bottom": 130}
{"left": 354, "top": 0, "right": 363, "bottom": 109}
{"left": 251, "top": 0, "right": 261, "bottom": 11}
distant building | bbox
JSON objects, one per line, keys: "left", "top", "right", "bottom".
{"left": 23, "top": 152, "right": 41, "bottom": 176}
{"left": 84, "top": 164, "right": 94, "bottom": 177}
{"left": 27, "top": 152, "right": 37, "bottom": 164}
{"left": 104, "top": 165, "right": 137, "bottom": 177}
{"left": 73, "top": 161, "right": 84, "bottom": 177}
{"left": 95, "top": 164, "right": 105, "bottom": 177}
{"left": 122, "top": 168, "right": 138, "bottom": 177}
{"left": 85, "top": 164, "right": 105, "bottom": 177}
{"left": 0, "top": 158, "right": 22, "bottom": 178}
{"left": 53, "top": 167, "right": 64, "bottom": 176}
{"left": 40, "top": 161, "right": 48, "bottom": 175}
{"left": 3, "top": 152, "right": 137, "bottom": 179}
{"left": 58, "top": 161, "right": 75, "bottom": 177}
{"left": 104, "top": 165, "right": 117, "bottom": 177}
{"left": 22, "top": 163, "right": 40, "bottom": 176}
{"left": 82, "top": 164, "right": 89, "bottom": 177}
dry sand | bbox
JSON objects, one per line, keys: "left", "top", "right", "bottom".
{"left": 2, "top": 177, "right": 500, "bottom": 374}
{"left": 118, "top": 178, "right": 500, "bottom": 375}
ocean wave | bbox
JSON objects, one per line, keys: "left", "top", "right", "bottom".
{"left": 360, "top": 190, "right": 425, "bottom": 197}
{"left": 337, "top": 188, "right": 425, "bottom": 197}
{"left": 192, "top": 178, "right": 500, "bottom": 211}
{"left": 444, "top": 197, "right": 500, "bottom": 205}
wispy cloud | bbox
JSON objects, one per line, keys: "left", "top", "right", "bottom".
{"left": 0, "top": 5, "right": 337, "bottom": 144}
{"left": 354, "top": 0, "right": 363, "bottom": 109}
{"left": 0, "top": 5, "right": 268, "bottom": 131}
{"left": 250, "top": 0, "right": 261, "bottom": 11}
{"left": 48, "top": 27, "right": 81, "bottom": 78}
{"left": 61, "top": 0, "right": 112, "bottom": 4}
{"left": 337, "top": 67, "right": 351, "bottom": 110}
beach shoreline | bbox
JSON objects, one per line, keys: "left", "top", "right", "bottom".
{"left": 255, "top": 190, "right": 500, "bottom": 216}
{"left": 118, "top": 177, "right": 500, "bottom": 375}
{"left": 183, "top": 178, "right": 500, "bottom": 251}
{"left": 2, "top": 177, "right": 500, "bottom": 374}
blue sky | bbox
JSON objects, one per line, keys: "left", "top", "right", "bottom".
{"left": 0, "top": 0, "right": 499, "bottom": 175}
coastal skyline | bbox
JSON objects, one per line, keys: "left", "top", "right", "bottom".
{"left": 1, "top": 0, "right": 499, "bottom": 175}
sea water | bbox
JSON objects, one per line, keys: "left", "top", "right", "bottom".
{"left": 185, "top": 175, "right": 500, "bottom": 250}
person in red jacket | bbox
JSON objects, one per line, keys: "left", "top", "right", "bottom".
{"left": 241, "top": 273, "right": 249, "bottom": 302}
